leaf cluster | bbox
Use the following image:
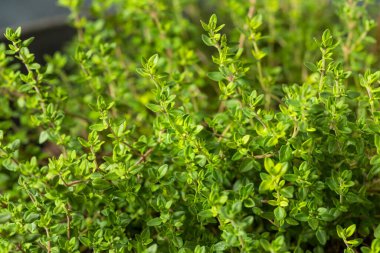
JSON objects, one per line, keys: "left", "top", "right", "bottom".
{"left": 1, "top": 0, "right": 380, "bottom": 252}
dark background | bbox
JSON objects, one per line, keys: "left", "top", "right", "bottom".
{"left": 0, "top": 0, "right": 68, "bottom": 31}
{"left": 0, "top": 0, "right": 75, "bottom": 62}
{"left": 1, "top": 0, "right": 380, "bottom": 62}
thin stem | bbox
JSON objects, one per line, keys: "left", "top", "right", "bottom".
{"left": 18, "top": 45, "right": 68, "bottom": 157}
{"left": 107, "top": 118, "right": 141, "bottom": 156}
{"left": 21, "top": 182, "right": 38, "bottom": 207}
{"left": 74, "top": 13, "right": 84, "bottom": 42}
{"left": 127, "top": 147, "right": 156, "bottom": 173}
{"left": 366, "top": 86, "right": 377, "bottom": 123}
{"left": 22, "top": 63, "right": 47, "bottom": 115}
{"left": 251, "top": 40, "right": 271, "bottom": 109}
{"left": 253, "top": 153, "right": 274, "bottom": 159}
{"left": 291, "top": 115, "right": 299, "bottom": 138}
{"left": 17, "top": 243, "right": 26, "bottom": 253}
{"left": 64, "top": 111, "right": 90, "bottom": 124}
{"left": 66, "top": 180, "right": 84, "bottom": 187}
{"left": 0, "top": 148, "right": 19, "bottom": 166}
{"left": 104, "top": 64, "right": 118, "bottom": 117}
{"left": 134, "top": 147, "right": 155, "bottom": 166}
{"left": 44, "top": 227, "right": 51, "bottom": 253}
{"left": 127, "top": 129, "right": 163, "bottom": 172}
{"left": 150, "top": 10, "right": 173, "bottom": 68}
{"left": 342, "top": 0, "right": 355, "bottom": 68}
{"left": 218, "top": 101, "right": 226, "bottom": 113}
{"left": 252, "top": 111, "right": 268, "bottom": 130}
{"left": 318, "top": 49, "right": 326, "bottom": 95}
{"left": 66, "top": 213, "right": 71, "bottom": 239}
{"left": 238, "top": 0, "right": 256, "bottom": 49}
{"left": 90, "top": 146, "right": 99, "bottom": 171}
{"left": 218, "top": 123, "right": 231, "bottom": 142}
{"left": 230, "top": 220, "right": 247, "bottom": 252}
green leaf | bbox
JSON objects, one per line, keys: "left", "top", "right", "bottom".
{"left": 92, "top": 178, "right": 111, "bottom": 190}
{"left": 322, "top": 29, "right": 332, "bottom": 47}
{"left": 250, "top": 15, "right": 263, "bottom": 30}
{"left": 376, "top": 135, "right": 380, "bottom": 153}
{"left": 346, "top": 90, "right": 360, "bottom": 99}
{"left": 285, "top": 217, "right": 299, "bottom": 226}
{"left": 25, "top": 233, "right": 40, "bottom": 242}
{"left": 157, "top": 164, "right": 168, "bottom": 179}
{"left": 29, "top": 63, "right": 41, "bottom": 70}
{"left": 283, "top": 174, "right": 298, "bottom": 182}
{"left": 200, "top": 20, "right": 209, "bottom": 31}
{"left": 15, "top": 27, "right": 22, "bottom": 37}
{"left": 0, "top": 212, "right": 11, "bottom": 223}
{"left": 316, "top": 229, "right": 327, "bottom": 245}
{"left": 272, "top": 236, "right": 285, "bottom": 251}
{"left": 78, "top": 137, "right": 90, "bottom": 148}
{"left": 308, "top": 218, "right": 319, "bottom": 231}
{"left": 371, "top": 238, "right": 380, "bottom": 251}
{"left": 360, "top": 247, "right": 371, "bottom": 253}
{"left": 274, "top": 206, "right": 286, "bottom": 221}
{"left": 144, "top": 244, "right": 157, "bottom": 253}
{"left": 146, "top": 103, "right": 161, "bottom": 113}
{"left": 374, "top": 224, "right": 380, "bottom": 238}
{"left": 239, "top": 159, "right": 260, "bottom": 173}
{"left": 242, "top": 135, "right": 250, "bottom": 145}
{"left": 279, "top": 145, "right": 292, "bottom": 162}
{"left": 208, "top": 14, "right": 217, "bottom": 29}
{"left": 280, "top": 186, "right": 294, "bottom": 198}
{"left": 89, "top": 123, "right": 106, "bottom": 131}
{"left": 136, "top": 68, "right": 149, "bottom": 77}
{"left": 260, "top": 239, "right": 271, "bottom": 251}
{"left": 79, "top": 237, "right": 91, "bottom": 247}
{"left": 266, "top": 137, "right": 278, "bottom": 147}
{"left": 25, "top": 212, "right": 40, "bottom": 223}
{"left": 195, "top": 155, "right": 207, "bottom": 167}
{"left": 8, "top": 139, "right": 20, "bottom": 151}
{"left": 146, "top": 54, "right": 159, "bottom": 69}
{"left": 232, "top": 151, "right": 244, "bottom": 161}
{"left": 2, "top": 158, "right": 18, "bottom": 171}
{"left": 337, "top": 225, "right": 345, "bottom": 239}
{"left": 213, "top": 241, "right": 227, "bottom": 251}
{"left": 370, "top": 155, "right": 380, "bottom": 165}
{"left": 201, "top": 34, "right": 213, "bottom": 46}
{"left": 244, "top": 198, "right": 255, "bottom": 208}
{"left": 147, "top": 217, "right": 162, "bottom": 226}
{"left": 251, "top": 49, "right": 266, "bottom": 60}
{"left": 259, "top": 178, "right": 272, "bottom": 193}
{"left": 264, "top": 157, "right": 274, "bottom": 174}
{"left": 271, "top": 162, "right": 288, "bottom": 176}
{"left": 172, "top": 236, "right": 183, "bottom": 248}
{"left": 39, "top": 131, "right": 49, "bottom": 144}
{"left": 198, "top": 210, "right": 213, "bottom": 219}
{"left": 207, "top": 72, "right": 224, "bottom": 81}
{"left": 193, "top": 125, "right": 204, "bottom": 135}
{"left": 346, "top": 224, "right": 356, "bottom": 238}
{"left": 346, "top": 238, "right": 362, "bottom": 246}
{"left": 194, "top": 245, "right": 206, "bottom": 253}
{"left": 22, "top": 37, "right": 35, "bottom": 47}
{"left": 304, "top": 62, "right": 318, "bottom": 72}
{"left": 294, "top": 213, "right": 308, "bottom": 222}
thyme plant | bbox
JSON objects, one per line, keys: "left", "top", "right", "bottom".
{"left": 1, "top": 0, "right": 380, "bottom": 252}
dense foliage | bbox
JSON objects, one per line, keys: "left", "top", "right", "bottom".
{"left": 1, "top": 0, "right": 380, "bottom": 252}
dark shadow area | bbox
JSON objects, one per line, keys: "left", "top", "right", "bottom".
{"left": 21, "top": 24, "right": 76, "bottom": 63}
{"left": 0, "top": 0, "right": 77, "bottom": 62}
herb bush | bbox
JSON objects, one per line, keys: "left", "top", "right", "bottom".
{"left": 2, "top": 0, "right": 380, "bottom": 252}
